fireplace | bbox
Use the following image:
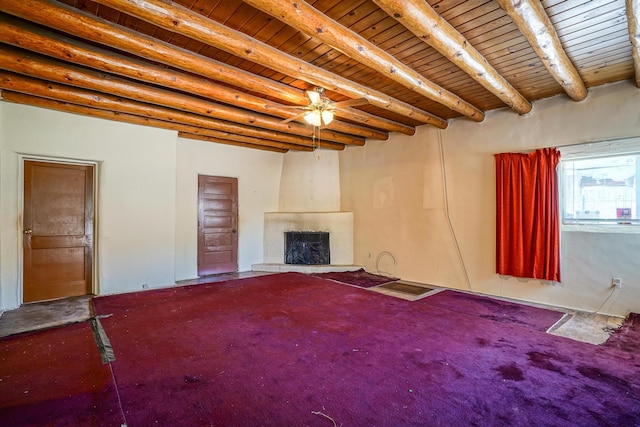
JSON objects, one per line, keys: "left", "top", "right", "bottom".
{"left": 285, "top": 232, "right": 330, "bottom": 265}
{"left": 252, "top": 211, "right": 357, "bottom": 272}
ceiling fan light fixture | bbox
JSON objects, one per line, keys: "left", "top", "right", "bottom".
{"left": 304, "top": 110, "right": 322, "bottom": 127}
{"left": 321, "top": 110, "right": 334, "bottom": 125}
{"left": 301, "top": 87, "right": 335, "bottom": 126}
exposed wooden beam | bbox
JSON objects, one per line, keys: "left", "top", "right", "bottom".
{"left": 0, "top": 14, "right": 391, "bottom": 140}
{"left": 178, "top": 129, "right": 314, "bottom": 151}
{"left": 88, "top": 0, "right": 448, "bottom": 127}
{"left": 496, "top": 0, "right": 587, "bottom": 101}
{"left": 628, "top": 0, "right": 640, "bottom": 87}
{"left": 243, "top": 0, "right": 484, "bottom": 121}
{"left": 371, "top": 0, "right": 531, "bottom": 115}
{"left": 0, "top": 0, "right": 413, "bottom": 135}
{"left": 176, "top": 132, "right": 291, "bottom": 153}
{"left": 0, "top": 46, "right": 364, "bottom": 146}
{"left": 178, "top": 132, "right": 303, "bottom": 153}
{"left": 177, "top": 134, "right": 289, "bottom": 153}
{"left": 0, "top": 90, "right": 291, "bottom": 152}
{"left": 0, "top": 71, "right": 345, "bottom": 150}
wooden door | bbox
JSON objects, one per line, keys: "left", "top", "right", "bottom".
{"left": 23, "top": 161, "right": 94, "bottom": 303}
{"left": 197, "top": 176, "right": 238, "bottom": 275}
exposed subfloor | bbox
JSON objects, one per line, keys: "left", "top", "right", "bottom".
{"left": 547, "top": 312, "right": 625, "bottom": 345}
{"left": 0, "top": 295, "right": 92, "bottom": 338}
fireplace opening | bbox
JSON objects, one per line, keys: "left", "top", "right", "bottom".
{"left": 285, "top": 232, "right": 330, "bottom": 265}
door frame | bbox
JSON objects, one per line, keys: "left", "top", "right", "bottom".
{"left": 18, "top": 155, "right": 100, "bottom": 303}
{"left": 197, "top": 175, "right": 239, "bottom": 276}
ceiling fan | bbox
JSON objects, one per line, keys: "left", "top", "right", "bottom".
{"left": 281, "top": 88, "right": 368, "bottom": 127}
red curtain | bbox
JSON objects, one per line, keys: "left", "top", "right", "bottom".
{"left": 495, "top": 148, "right": 561, "bottom": 282}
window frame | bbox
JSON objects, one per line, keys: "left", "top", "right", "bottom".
{"left": 559, "top": 138, "right": 640, "bottom": 229}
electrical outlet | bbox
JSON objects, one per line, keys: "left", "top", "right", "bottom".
{"left": 611, "top": 278, "right": 622, "bottom": 289}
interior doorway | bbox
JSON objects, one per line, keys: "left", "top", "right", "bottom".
{"left": 23, "top": 160, "right": 95, "bottom": 303}
{"left": 197, "top": 175, "right": 238, "bottom": 276}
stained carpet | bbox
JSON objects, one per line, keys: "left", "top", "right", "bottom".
{"left": 420, "top": 290, "right": 564, "bottom": 332}
{"left": 0, "top": 321, "right": 122, "bottom": 426}
{"left": 89, "top": 273, "right": 639, "bottom": 426}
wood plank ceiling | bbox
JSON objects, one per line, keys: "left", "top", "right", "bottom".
{"left": 0, "top": 0, "right": 637, "bottom": 152}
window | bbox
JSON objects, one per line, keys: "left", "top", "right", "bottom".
{"left": 562, "top": 153, "right": 639, "bottom": 225}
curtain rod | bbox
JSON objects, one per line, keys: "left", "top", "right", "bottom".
{"left": 510, "top": 135, "right": 640, "bottom": 154}
{"left": 556, "top": 134, "right": 640, "bottom": 149}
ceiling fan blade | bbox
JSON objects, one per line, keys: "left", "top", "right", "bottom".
{"left": 281, "top": 110, "right": 308, "bottom": 124}
{"left": 306, "top": 89, "right": 321, "bottom": 104}
{"left": 334, "top": 98, "right": 369, "bottom": 108}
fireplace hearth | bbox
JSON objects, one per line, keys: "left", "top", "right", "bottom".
{"left": 285, "top": 232, "right": 330, "bottom": 265}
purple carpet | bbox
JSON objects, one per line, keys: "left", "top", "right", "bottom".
{"left": 310, "top": 268, "right": 397, "bottom": 288}
{"left": 87, "top": 272, "right": 640, "bottom": 426}
{"left": 0, "top": 322, "right": 122, "bottom": 426}
{"left": 421, "top": 290, "right": 564, "bottom": 332}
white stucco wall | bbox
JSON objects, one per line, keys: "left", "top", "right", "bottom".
{"left": 340, "top": 80, "right": 640, "bottom": 316}
{"left": 0, "top": 103, "right": 177, "bottom": 310}
{"left": 174, "top": 137, "right": 282, "bottom": 280}
{"left": 278, "top": 150, "right": 341, "bottom": 212}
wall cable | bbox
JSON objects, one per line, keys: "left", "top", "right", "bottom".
{"left": 437, "top": 129, "right": 472, "bottom": 291}
{"left": 590, "top": 286, "right": 618, "bottom": 316}
{"left": 375, "top": 251, "right": 397, "bottom": 277}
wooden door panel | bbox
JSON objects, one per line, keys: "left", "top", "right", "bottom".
{"left": 203, "top": 198, "right": 232, "bottom": 211}
{"left": 23, "top": 161, "right": 94, "bottom": 303}
{"left": 204, "top": 181, "right": 233, "bottom": 195}
{"left": 31, "top": 248, "right": 86, "bottom": 283}
{"left": 31, "top": 235, "right": 88, "bottom": 248}
{"left": 204, "top": 215, "right": 233, "bottom": 228}
{"left": 198, "top": 175, "right": 238, "bottom": 276}
{"left": 31, "top": 166, "right": 87, "bottom": 235}
{"left": 205, "top": 233, "right": 233, "bottom": 247}
{"left": 204, "top": 250, "right": 234, "bottom": 265}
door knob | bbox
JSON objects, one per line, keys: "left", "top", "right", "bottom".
{"left": 23, "top": 229, "right": 32, "bottom": 235}
{"left": 232, "top": 229, "right": 237, "bottom": 233}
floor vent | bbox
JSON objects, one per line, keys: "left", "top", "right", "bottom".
{"left": 378, "top": 282, "right": 433, "bottom": 295}
{"left": 371, "top": 281, "right": 440, "bottom": 301}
